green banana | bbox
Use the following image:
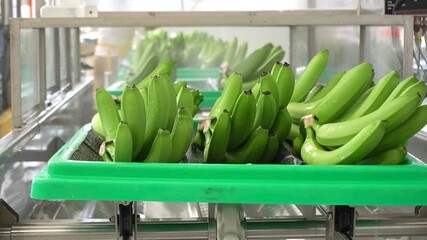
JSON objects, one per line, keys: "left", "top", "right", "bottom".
{"left": 370, "top": 105, "right": 427, "bottom": 155}
{"left": 234, "top": 43, "right": 273, "bottom": 81}
{"left": 132, "top": 39, "right": 145, "bottom": 70}
{"left": 251, "top": 81, "right": 261, "bottom": 99}
{"left": 140, "top": 87, "right": 148, "bottom": 110}
{"left": 287, "top": 100, "right": 319, "bottom": 123}
{"left": 204, "top": 110, "right": 231, "bottom": 163}
{"left": 169, "top": 107, "right": 193, "bottom": 163}
{"left": 121, "top": 84, "right": 146, "bottom": 159}
{"left": 258, "top": 132, "right": 279, "bottom": 164}
{"left": 91, "top": 113, "right": 105, "bottom": 139}
{"left": 399, "top": 80, "right": 427, "bottom": 104}
{"left": 160, "top": 74, "right": 178, "bottom": 131}
{"left": 304, "top": 84, "right": 324, "bottom": 102}
{"left": 176, "top": 86, "right": 194, "bottom": 112}
{"left": 271, "top": 106, "right": 292, "bottom": 143}
{"left": 252, "top": 91, "right": 278, "bottom": 131}
{"left": 95, "top": 86, "right": 121, "bottom": 142}
{"left": 127, "top": 55, "right": 159, "bottom": 86}
{"left": 358, "top": 147, "right": 406, "bottom": 165}
{"left": 174, "top": 81, "right": 187, "bottom": 94}
{"left": 291, "top": 49, "right": 329, "bottom": 102}
{"left": 301, "top": 119, "right": 386, "bottom": 165}
{"left": 248, "top": 48, "right": 285, "bottom": 81}
{"left": 305, "top": 71, "right": 345, "bottom": 103}
{"left": 287, "top": 122, "right": 300, "bottom": 140}
{"left": 228, "top": 90, "right": 257, "bottom": 150}
{"left": 143, "top": 129, "right": 172, "bottom": 163}
{"left": 382, "top": 76, "right": 418, "bottom": 105}
{"left": 113, "top": 121, "right": 133, "bottom": 162}
{"left": 225, "top": 126, "right": 269, "bottom": 164}
{"left": 210, "top": 72, "right": 242, "bottom": 118}
{"left": 136, "top": 60, "right": 175, "bottom": 90}
{"left": 292, "top": 133, "right": 304, "bottom": 157}
{"left": 270, "top": 61, "right": 282, "bottom": 80}
{"left": 231, "top": 42, "right": 248, "bottom": 69}
{"left": 338, "top": 71, "right": 399, "bottom": 121}
{"left": 223, "top": 37, "right": 238, "bottom": 64}
{"left": 313, "top": 94, "right": 421, "bottom": 147}
{"left": 259, "top": 72, "right": 280, "bottom": 107}
{"left": 140, "top": 75, "right": 169, "bottom": 159}
{"left": 311, "top": 62, "right": 374, "bottom": 124}
{"left": 274, "top": 62, "right": 295, "bottom": 107}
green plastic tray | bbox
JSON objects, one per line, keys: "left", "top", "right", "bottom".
{"left": 31, "top": 124, "right": 427, "bottom": 205}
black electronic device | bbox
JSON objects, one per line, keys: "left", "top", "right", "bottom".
{"left": 385, "top": 0, "right": 427, "bottom": 15}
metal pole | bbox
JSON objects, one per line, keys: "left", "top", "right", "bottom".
{"left": 52, "top": 28, "right": 61, "bottom": 92}
{"left": 72, "top": 28, "right": 81, "bottom": 85}
{"left": 38, "top": 28, "right": 46, "bottom": 110}
{"left": 359, "top": 25, "right": 366, "bottom": 63}
{"left": 403, "top": 16, "right": 414, "bottom": 78}
{"left": 64, "top": 28, "right": 72, "bottom": 89}
{"left": 10, "top": 20, "right": 22, "bottom": 128}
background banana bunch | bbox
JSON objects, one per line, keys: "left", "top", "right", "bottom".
{"left": 193, "top": 61, "right": 294, "bottom": 164}
{"left": 91, "top": 61, "right": 203, "bottom": 163}
{"left": 127, "top": 29, "right": 285, "bottom": 88}
{"left": 285, "top": 49, "right": 427, "bottom": 165}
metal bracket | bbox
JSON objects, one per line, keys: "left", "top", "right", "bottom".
{"left": 0, "top": 199, "right": 18, "bottom": 227}
{"left": 326, "top": 205, "right": 356, "bottom": 240}
{"left": 207, "top": 203, "right": 217, "bottom": 240}
{"left": 112, "top": 202, "right": 139, "bottom": 240}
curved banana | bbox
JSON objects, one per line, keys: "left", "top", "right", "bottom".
{"left": 143, "top": 129, "right": 173, "bottom": 163}
{"left": 249, "top": 47, "right": 285, "bottom": 81}
{"left": 121, "top": 84, "right": 146, "bottom": 159}
{"left": 176, "top": 86, "right": 194, "bottom": 112}
{"left": 382, "top": 76, "right": 418, "bottom": 105}
{"left": 312, "top": 62, "right": 374, "bottom": 124}
{"left": 292, "top": 133, "right": 305, "bottom": 157}
{"left": 252, "top": 91, "right": 278, "bottom": 131}
{"left": 223, "top": 37, "right": 238, "bottom": 64}
{"left": 291, "top": 49, "right": 329, "bottom": 102}
{"left": 314, "top": 94, "right": 421, "bottom": 147}
{"left": 140, "top": 87, "right": 148, "bottom": 110}
{"left": 136, "top": 60, "right": 175, "bottom": 90}
{"left": 113, "top": 121, "right": 133, "bottom": 162}
{"left": 174, "top": 81, "right": 187, "bottom": 94}
{"left": 140, "top": 75, "right": 169, "bottom": 159}
{"left": 301, "top": 119, "right": 386, "bottom": 165}
{"left": 271, "top": 106, "right": 292, "bottom": 143}
{"left": 339, "top": 71, "right": 399, "bottom": 121}
{"left": 204, "top": 110, "right": 231, "bottom": 163}
{"left": 251, "top": 81, "right": 261, "bottom": 99}
{"left": 228, "top": 90, "right": 257, "bottom": 150}
{"left": 258, "top": 132, "right": 279, "bottom": 164}
{"left": 358, "top": 147, "right": 406, "bottom": 165}
{"left": 225, "top": 126, "right": 269, "bottom": 164}
{"left": 259, "top": 72, "right": 280, "bottom": 107}
{"left": 304, "top": 84, "right": 324, "bottom": 102}
{"left": 231, "top": 42, "right": 248, "bottom": 69}
{"left": 95, "top": 86, "right": 121, "bottom": 142}
{"left": 305, "top": 71, "right": 345, "bottom": 103}
{"left": 275, "top": 62, "right": 295, "bottom": 107}
{"left": 127, "top": 55, "right": 159, "bottom": 86}
{"left": 399, "top": 80, "right": 427, "bottom": 104}
{"left": 234, "top": 43, "right": 273, "bottom": 81}
{"left": 159, "top": 74, "right": 177, "bottom": 131}
{"left": 91, "top": 113, "right": 105, "bottom": 139}
{"left": 169, "top": 107, "right": 193, "bottom": 163}
{"left": 287, "top": 122, "right": 300, "bottom": 141}
{"left": 287, "top": 100, "right": 319, "bottom": 123}
{"left": 270, "top": 61, "right": 282, "bottom": 80}
{"left": 370, "top": 105, "right": 427, "bottom": 155}
{"left": 210, "top": 72, "right": 243, "bottom": 118}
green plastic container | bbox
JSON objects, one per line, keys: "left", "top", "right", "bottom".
{"left": 31, "top": 124, "right": 427, "bottom": 205}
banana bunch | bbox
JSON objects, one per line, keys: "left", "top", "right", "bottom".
{"left": 285, "top": 49, "right": 427, "bottom": 165}
{"left": 91, "top": 61, "right": 203, "bottom": 163}
{"left": 194, "top": 60, "right": 294, "bottom": 164}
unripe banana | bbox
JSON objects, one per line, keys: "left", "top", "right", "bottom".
{"left": 225, "top": 126, "right": 269, "bottom": 164}
{"left": 275, "top": 62, "right": 295, "bottom": 107}
{"left": 259, "top": 72, "right": 280, "bottom": 106}
{"left": 305, "top": 71, "right": 345, "bottom": 103}
{"left": 114, "top": 121, "right": 133, "bottom": 162}
{"left": 169, "top": 107, "right": 193, "bottom": 163}
{"left": 204, "top": 110, "right": 231, "bottom": 163}
{"left": 228, "top": 90, "right": 257, "bottom": 150}
{"left": 143, "top": 128, "right": 172, "bottom": 163}
{"left": 140, "top": 87, "right": 148, "bottom": 110}
{"left": 121, "top": 84, "right": 146, "bottom": 159}
{"left": 358, "top": 147, "right": 406, "bottom": 165}
{"left": 95, "top": 86, "right": 121, "bottom": 142}
{"left": 270, "top": 61, "right": 282, "bottom": 80}
{"left": 370, "top": 105, "right": 427, "bottom": 155}
{"left": 140, "top": 75, "right": 169, "bottom": 159}
{"left": 287, "top": 100, "right": 319, "bottom": 123}
{"left": 223, "top": 37, "right": 238, "bottom": 64}
{"left": 312, "top": 62, "right": 374, "bottom": 124}
{"left": 292, "top": 133, "right": 304, "bottom": 157}
{"left": 136, "top": 60, "right": 175, "bottom": 90}
{"left": 231, "top": 42, "right": 248, "bottom": 69}
{"left": 313, "top": 94, "right": 420, "bottom": 147}
{"left": 91, "top": 113, "right": 105, "bottom": 139}
{"left": 251, "top": 81, "right": 261, "bottom": 99}
{"left": 287, "top": 122, "right": 300, "bottom": 140}
{"left": 158, "top": 74, "right": 177, "bottom": 131}
{"left": 301, "top": 118, "right": 386, "bottom": 165}
{"left": 399, "top": 80, "right": 427, "bottom": 104}
{"left": 252, "top": 91, "right": 278, "bottom": 131}
{"left": 271, "top": 106, "right": 292, "bottom": 143}
{"left": 127, "top": 55, "right": 159, "bottom": 86}
{"left": 338, "top": 71, "right": 399, "bottom": 121}
{"left": 234, "top": 43, "right": 273, "bottom": 81}
{"left": 258, "top": 132, "right": 279, "bottom": 164}
{"left": 248, "top": 48, "right": 285, "bottom": 81}
{"left": 210, "top": 72, "right": 242, "bottom": 118}
{"left": 304, "top": 84, "right": 324, "bottom": 102}
{"left": 190, "top": 88, "right": 204, "bottom": 107}
{"left": 382, "top": 76, "right": 418, "bottom": 105}
{"left": 193, "top": 131, "right": 205, "bottom": 150}
{"left": 291, "top": 49, "right": 329, "bottom": 102}
{"left": 174, "top": 81, "right": 187, "bottom": 94}
{"left": 176, "top": 86, "right": 194, "bottom": 112}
